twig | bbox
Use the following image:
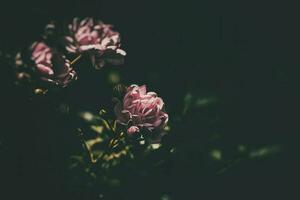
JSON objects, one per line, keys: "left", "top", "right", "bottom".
{"left": 70, "top": 54, "right": 82, "bottom": 65}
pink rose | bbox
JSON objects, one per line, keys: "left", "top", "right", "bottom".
{"left": 31, "top": 42, "right": 77, "bottom": 87}
{"left": 114, "top": 85, "right": 169, "bottom": 141}
{"left": 65, "top": 17, "right": 126, "bottom": 69}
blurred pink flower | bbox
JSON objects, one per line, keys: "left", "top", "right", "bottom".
{"left": 65, "top": 17, "right": 126, "bottom": 69}
{"left": 31, "top": 42, "right": 76, "bottom": 87}
{"left": 114, "top": 85, "right": 169, "bottom": 140}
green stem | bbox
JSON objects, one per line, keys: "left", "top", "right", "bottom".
{"left": 70, "top": 54, "right": 82, "bottom": 65}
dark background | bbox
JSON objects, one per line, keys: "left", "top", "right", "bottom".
{"left": 0, "top": 0, "right": 299, "bottom": 199}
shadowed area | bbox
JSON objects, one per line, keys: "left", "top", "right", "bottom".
{"left": 0, "top": 0, "right": 299, "bottom": 199}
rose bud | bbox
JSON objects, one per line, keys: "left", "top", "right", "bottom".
{"left": 114, "top": 85, "right": 169, "bottom": 143}
{"left": 30, "top": 42, "right": 77, "bottom": 87}
{"left": 127, "top": 126, "right": 140, "bottom": 136}
{"left": 65, "top": 17, "right": 126, "bottom": 69}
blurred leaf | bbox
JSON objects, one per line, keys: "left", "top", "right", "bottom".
{"left": 170, "top": 148, "right": 176, "bottom": 154}
{"left": 164, "top": 125, "right": 171, "bottom": 131}
{"left": 84, "top": 137, "right": 105, "bottom": 163}
{"left": 70, "top": 155, "right": 84, "bottom": 162}
{"left": 210, "top": 149, "right": 222, "bottom": 161}
{"left": 194, "top": 96, "right": 218, "bottom": 107}
{"left": 34, "top": 88, "right": 48, "bottom": 95}
{"left": 183, "top": 92, "right": 193, "bottom": 114}
{"left": 90, "top": 125, "right": 104, "bottom": 134}
{"left": 103, "top": 176, "right": 121, "bottom": 187}
{"left": 86, "top": 138, "right": 103, "bottom": 150}
{"left": 69, "top": 155, "right": 85, "bottom": 169}
{"left": 183, "top": 93, "right": 218, "bottom": 114}
{"left": 249, "top": 145, "right": 281, "bottom": 159}
{"left": 101, "top": 119, "right": 112, "bottom": 130}
{"left": 79, "top": 111, "right": 95, "bottom": 122}
{"left": 108, "top": 71, "right": 120, "bottom": 84}
{"left": 150, "top": 143, "right": 162, "bottom": 150}
{"left": 209, "top": 133, "right": 222, "bottom": 141}
{"left": 237, "top": 144, "right": 247, "bottom": 153}
{"left": 161, "top": 194, "right": 171, "bottom": 200}
{"left": 98, "top": 109, "right": 106, "bottom": 116}
{"left": 218, "top": 158, "right": 241, "bottom": 174}
{"left": 57, "top": 103, "right": 70, "bottom": 114}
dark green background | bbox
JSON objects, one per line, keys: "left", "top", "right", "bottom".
{"left": 0, "top": 0, "right": 299, "bottom": 199}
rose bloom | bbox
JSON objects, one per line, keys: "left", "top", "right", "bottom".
{"left": 31, "top": 42, "right": 76, "bottom": 87}
{"left": 114, "top": 85, "right": 169, "bottom": 142}
{"left": 65, "top": 17, "right": 126, "bottom": 69}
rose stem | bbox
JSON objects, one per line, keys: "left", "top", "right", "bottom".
{"left": 70, "top": 54, "right": 82, "bottom": 65}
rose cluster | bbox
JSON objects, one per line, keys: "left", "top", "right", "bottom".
{"left": 14, "top": 17, "right": 168, "bottom": 142}
{"left": 16, "top": 17, "right": 126, "bottom": 87}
